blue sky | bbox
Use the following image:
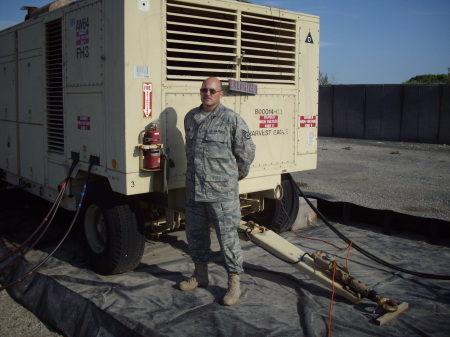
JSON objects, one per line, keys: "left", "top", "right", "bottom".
{"left": 252, "top": 0, "right": 450, "bottom": 84}
{"left": 1, "top": 0, "right": 449, "bottom": 84}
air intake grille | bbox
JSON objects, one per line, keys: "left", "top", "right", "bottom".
{"left": 166, "top": 0, "right": 297, "bottom": 84}
{"left": 240, "top": 12, "right": 296, "bottom": 84}
{"left": 45, "top": 19, "right": 65, "bottom": 155}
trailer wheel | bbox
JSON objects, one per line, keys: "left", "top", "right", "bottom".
{"left": 245, "top": 174, "right": 299, "bottom": 233}
{"left": 79, "top": 179, "right": 146, "bottom": 275}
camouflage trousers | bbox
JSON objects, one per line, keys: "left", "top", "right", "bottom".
{"left": 185, "top": 198, "right": 244, "bottom": 274}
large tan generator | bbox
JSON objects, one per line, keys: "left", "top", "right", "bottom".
{"left": 0, "top": 0, "right": 319, "bottom": 274}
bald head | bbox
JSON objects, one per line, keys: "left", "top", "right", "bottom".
{"left": 202, "top": 77, "right": 222, "bottom": 91}
{"left": 200, "top": 77, "right": 224, "bottom": 112}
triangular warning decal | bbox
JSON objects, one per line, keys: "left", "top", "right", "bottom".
{"left": 305, "top": 32, "right": 314, "bottom": 44}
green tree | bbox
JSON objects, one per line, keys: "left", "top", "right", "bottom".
{"left": 403, "top": 74, "right": 450, "bottom": 84}
{"left": 319, "top": 71, "right": 330, "bottom": 85}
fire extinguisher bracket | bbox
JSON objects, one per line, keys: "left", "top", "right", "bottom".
{"left": 139, "top": 143, "right": 164, "bottom": 171}
{"left": 139, "top": 144, "right": 163, "bottom": 150}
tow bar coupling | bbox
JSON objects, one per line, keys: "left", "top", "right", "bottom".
{"left": 312, "top": 252, "right": 398, "bottom": 312}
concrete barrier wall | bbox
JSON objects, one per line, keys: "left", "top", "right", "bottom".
{"left": 318, "top": 84, "right": 450, "bottom": 144}
{"left": 439, "top": 85, "right": 450, "bottom": 144}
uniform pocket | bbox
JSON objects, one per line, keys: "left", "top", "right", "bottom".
{"left": 204, "top": 176, "right": 231, "bottom": 199}
{"left": 205, "top": 131, "right": 228, "bottom": 159}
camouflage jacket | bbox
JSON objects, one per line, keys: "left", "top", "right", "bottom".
{"left": 184, "top": 103, "right": 256, "bottom": 202}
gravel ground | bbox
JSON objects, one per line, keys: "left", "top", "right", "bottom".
{"left": 292, "top": 137, "right": 450, "bottom": 222}
{"left": 1, "top": 136, "right": 449, "bottom": 336}
{"left": 0, "top": 290, "right": 61, "bottom": 336}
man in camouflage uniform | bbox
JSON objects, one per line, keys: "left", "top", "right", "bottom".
{"left": 179, "top": 77, "right": 256, "bottom": 306}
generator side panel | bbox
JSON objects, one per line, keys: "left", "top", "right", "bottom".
{"left": 237, "top": 93, "right": 296, "bottom": 181}
{"left": 116, "top": 0, "right": 166, "bottom": 195}
{"left": 102, "top": 0, "right": 126, "bottom": 184}
{"left": 297, "top": 16, "right": 319, "bottom": 170}
{"left": 0, "top": 12, "right": 72, "bottom": 202}
{"left": 64, "top": 1, "right": 106, "bottom": 166}
{"left": 0, "top": 21, "right": 48, "bottom": 187}
{"left": 18, "top": 24, "right": 45, "bottom": 125}
{"left": 0, "top": 121, "right": 18, "bottom": 175}
{"left": 0, "top": 32, "right": 18, "bottom": 175}
{"left": 0, "top": 1, "right": 114, "bottom": 205}
{"left": 19, "top": 124, "right": 45, "bottom": 185}
{"left": 18, "top": 23, "right": 46, "bottom": 185}
{"left": 0, "top": 32, "right": 17, "bottom": 123}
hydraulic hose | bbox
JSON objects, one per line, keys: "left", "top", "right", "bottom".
{"left": 289, "top": 174, "right": 450, "bottom": 281}
{"left": 0, "top": 158, "right": 79, "bottom": 267}
{"left": 0, "top": 184, "right": 66, "bottom": 274}
{"left": 0, "top": 161, "right": 91, "bottom": 292}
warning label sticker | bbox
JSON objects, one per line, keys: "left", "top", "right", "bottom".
{"left": 259, "top": 115, "right": 278, "bottom": 128}
{"left": 143, "top": 83, "right": 152, "bottom": 117}
{"left": 76, "top": 29, "right": 89, "bottom": 45}
{"left": 75, "top": 17, "right": 90, "bottom": 45}
{"left": 77, "top": 116, "right": 91, "bottom": 130}
{"left": 300, "top": 115, "right": 317, "bottom": 127}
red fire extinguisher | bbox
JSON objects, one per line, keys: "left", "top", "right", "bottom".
{"left": 144, "top": 125, "right": 161, "bottom": 171}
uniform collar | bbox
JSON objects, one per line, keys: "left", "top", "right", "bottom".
{"left": 194, "top": 103, "right": 222, "bottom": 125}
{"left": 198, "top": 103, "right": 222, "bottom": 114}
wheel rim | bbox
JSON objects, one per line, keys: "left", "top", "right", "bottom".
{"left": 84, "top": 204, "right": 107, "bottom": 254}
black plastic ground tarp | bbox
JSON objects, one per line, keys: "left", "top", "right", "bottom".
{"left": 1, "top": 217, "right": 450, "bottom": 337}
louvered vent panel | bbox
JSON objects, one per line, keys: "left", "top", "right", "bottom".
{"left": 45, "top": 19, "right": 65, "bottom": 155}
{"left": 240, "top": 12, "right": 296, "bottom": 84}
{"left": 166, "top": 1, "right": 297, "bottom": 84}
{"left": 166, "top": 1, "right": 238, "bottom": 80}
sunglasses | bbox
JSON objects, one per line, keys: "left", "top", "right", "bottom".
{"left": 200, "top": 88, "right": 222, "bottom": 95}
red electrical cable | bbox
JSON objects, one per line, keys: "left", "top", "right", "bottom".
{"left": 0, "top": 159, "right": 77, "bottom": 266}
{"left": 327, "top": 260, "right": 337, "bottom": 337}
{"left": 0, "top": 160, "right": 85, "bottom": 292}
{"left": 0, "top": 182, "right": 67, "bottom": 266}
{"left": 345, "top": 241, "right": 353, "bottom": 270}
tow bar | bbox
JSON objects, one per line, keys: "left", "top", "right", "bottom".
{"left": 239, "top": 221, "right": 408, "bottom": 325}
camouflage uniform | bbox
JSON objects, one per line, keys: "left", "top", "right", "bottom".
{"left": 184, "top": 103, "right": 256, "bottom": 274}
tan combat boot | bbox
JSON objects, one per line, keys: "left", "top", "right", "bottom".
{"left": 179, "top": 264, "right": 209, "bottom": 291}
{"left": 222, "top": 272, "right": 241, "bottom": 306}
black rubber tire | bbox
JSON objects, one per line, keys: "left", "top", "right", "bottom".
{"left": 245, "top": 173, "right": 299, "bottom": 233}
{"left": 78, "top": 179, "right": 146, "bottom": 275}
